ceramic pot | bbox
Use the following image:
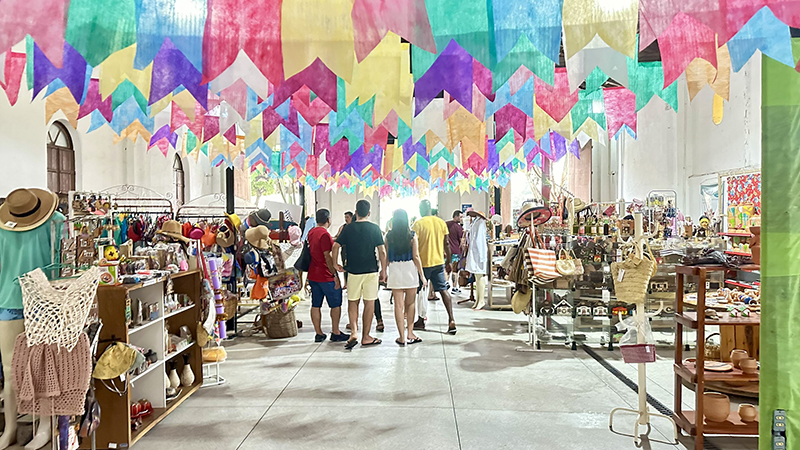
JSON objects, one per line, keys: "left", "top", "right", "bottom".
{"left": 740, "top": 357, "right": 759, "bottom": 374}
{"left": 738, "top": 404, "right": 758, "bottom": 422}
{"left": 730, "top": 349, "right": 748, "bottom": 369}
{"left": 180, "top": 354, "right": 195, "bottom": 386}
{"left": 168, "top": 363, "right": 181, "bottom": 389}
{"left": 703, "top": 392, "right": 731, "bottom": 423}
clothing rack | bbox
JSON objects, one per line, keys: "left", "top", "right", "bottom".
{"left": 516, "top": 209, "right": 554, "bottom": 353}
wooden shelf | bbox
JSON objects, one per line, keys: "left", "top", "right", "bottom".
{"left": 676, "top": 265, "right": 760, "bottom": 275}
{"left": 128, "top": 317, "right": 163, "bottom": 335}
{"left": 131, "top": 383, "right": 201, "bottom": 445}
{"left": 674, "top": 410, "right": 758, "bottom": 436}
{"left": 675, "top": 311, "right": 760, "bottom": 329}
{"left": 131, "top": 360, "right": 165, "bottom": 384}
{"left": 165, "top": 342, "right": 195, "bottom": 362}
{"left": 725, "top": 250, "right": 752, "bottom": 257}
{"left": 163, "top": 304, "right": 195, "bottom": 320}
{"left": 719, "top": 232, "right": 753, "bottom": 238}
{"left": 674, "top": 362, "right": 759, "bottom": 383}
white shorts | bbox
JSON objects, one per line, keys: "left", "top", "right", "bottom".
{"left": 387, "top": 260, "right": 418, "bottom": 289}
{"left": 347, "top": 272, "right": 379, "bottom": 301}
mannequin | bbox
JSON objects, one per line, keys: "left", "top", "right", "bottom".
{"left": 0, "top": 188, "right": 62, "bottom": 450}
{"left": 464, "top": 210, "right": 489, "bottom": 310}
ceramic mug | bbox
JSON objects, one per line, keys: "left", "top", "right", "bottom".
{"left": 703, "top": 392, "right": 731, "bottom": 423}
{"left": 730, "top": 349, "right": 748, "bottom": 369}
{"left": 738, "top": 404, "right": 758, "bottom": 422}
{"left": 740, "top": 357, "right": 758, "bottom": 374}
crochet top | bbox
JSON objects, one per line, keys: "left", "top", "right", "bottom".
{"left": 13, "top": 333, "right": 92, "bottom": 416}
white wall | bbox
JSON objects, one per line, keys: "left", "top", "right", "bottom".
{"left": 0, "top": 79, "right": 224, "bottom": 203}
{"left": 438, "top": 191, "right": 490, "bottom": 220}
{"left": 315, "top": 190, "right": 380, "bottom": 233}
{"left": 610, "top": 56, "right": 762, "bottom": 219}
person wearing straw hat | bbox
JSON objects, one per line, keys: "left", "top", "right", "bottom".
{"left": 465, "top": 209, "right": 489, "bottom": 310}
{"left": 412, "top": 200, "right": 457, "bottom": 335}
{"left": 0, "top": 188, "right": 63, "bottom": 449}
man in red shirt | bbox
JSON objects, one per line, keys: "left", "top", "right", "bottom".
{"left": 446, "top": 210, "right": 464, "bottom": 294}
{"left": 307, "top": 209, "right": 349, "bottom": 343}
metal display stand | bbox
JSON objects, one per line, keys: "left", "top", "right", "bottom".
{"left": 608, "top": 213, "right": 679, "bottom": 445}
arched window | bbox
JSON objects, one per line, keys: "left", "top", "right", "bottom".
{"left": 47, "top": 122, "right": 75, "bottom": 198}
{"left": 173, "top": 155, "right": 185, "bottom": 205}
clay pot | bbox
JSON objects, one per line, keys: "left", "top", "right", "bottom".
{"left": 740, "top": 357, "right": 759, "bottom": 374}
{"left": 749, "top": 226, "right": 760, "bottom": 265}
{"left": 703, "top": 392, "right": 731, "bottom": 423}
{"left": 730, "top": 349, "right": 748, "bottom": 369}
{"left": 738, "top": 404, "right": 758, "bottom": 422}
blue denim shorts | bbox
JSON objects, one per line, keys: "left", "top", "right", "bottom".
{"left": 309, "top": 281, "right": 343, "bottom": 308}
{"left": 423, "top": 265, "right": 448, "bottom": 292}
{"left": 0, "top": 308, "right": 24, "bottom": 321}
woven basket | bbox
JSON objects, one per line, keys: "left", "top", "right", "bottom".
{"left": 611, "top": 254, "right": 656, "bottom": 304}
{"left": 223, "top": 292, "right": 239, "bottom": 321}
{"left": 265, "top": 308, "right": 298, "bottom": 339}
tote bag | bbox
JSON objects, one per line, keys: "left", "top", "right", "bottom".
{"left": 293, "top": 240, "right": 311, "bottom": 272}
{"left": 525, "top": 228, "right": 560, "bottom": 284}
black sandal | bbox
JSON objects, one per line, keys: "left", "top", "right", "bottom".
{"left": 408, "top": 337, "right": 422, "bottom": 345}
{"left": 344, "top": 339, "right": 359, "bottom": 350}
{"left": 376, "top": 321, "right": 384, "bottom": 332}
{"left": 395, "top": 338, "right": 406, "bottom": 346}
{"left": 362, "top": 338, "right": 382, "bottom": 347}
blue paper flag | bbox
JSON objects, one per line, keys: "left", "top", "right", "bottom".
{"left": 135, "top": 0, "right": 206, "bottom": 71}
{"left": 727, "top": 6, "right": 794, "bottom": 72}
{"left": 492, "top": 0, "right": 563, "bottom": 64}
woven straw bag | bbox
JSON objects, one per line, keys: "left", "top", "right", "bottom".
{"left": 610, "top": 242, "right": 656, "bottom": 304}
{"left": 556, "top": 249, "right": 583, "bottom": 277}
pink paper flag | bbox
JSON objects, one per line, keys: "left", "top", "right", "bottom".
{"left": 534, "top": 68, "right": 578, "bottom": 122}
{"left": 657, "top": 13, "right": 718, "bottom": 87}
{"left": 219, "top": 79, "right": 249, "bottom": 119}
{"left": 603, "top": 87, "right": 636, "bottom": 140}
{"left": 78, "top": 78, "right": 112, "bottom": 122}
{"left": 0, "top": 52, "right": 26, "bottom": 106}
{"left": 0, "top": 0, "right": 68, "bottom": 67}
{"left": 203, "top": 0, "right": 284, "bottom": 86}
{"left": 171, "top": 100, "right": 205, "bottom": 138}
{"left": 272, "top": 59, "right": 337, "bottom": 111}
{"left": 351, "top": 0, "right": 436, "bottom": 62}
{"left": 292, "top": 86, "right": 332, "bottom": 126}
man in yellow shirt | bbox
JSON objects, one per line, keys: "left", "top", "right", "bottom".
{"left": 412, "top": 200, "right": 456, "bottom": 334}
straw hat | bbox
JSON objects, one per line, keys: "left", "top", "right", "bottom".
{"left": 245, "top": 225, "right": 271, "bottom": 250}
{"left": 0, "top": 188, "right": 58, "bottom": 231}
{"left": 226, "top": 212, "right": 242, "bottom": 230}
{"left": 466, "top": 209, "right": 487, "bottom": 221}
{"left": 516, "top": 202, "right": 552, "bottom": 228}
{"left": 216, "top": 225, "right": 235, "bottom": 248}
{"left": 157, "top": 220, "right": 190, "bottom": 243}
{"left": 573, "top": 198, "right": 588, "bottom": 213}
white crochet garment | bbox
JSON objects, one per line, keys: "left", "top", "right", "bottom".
{"left": 19, "top": 266, "right": 101, "bottom": 351}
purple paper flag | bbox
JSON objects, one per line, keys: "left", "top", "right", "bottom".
{"left": 415, "top": 40, "right": 474, "bottom": 115}
{"left": 551, "top": 131, "right": 567, "bottom": 161}
{"left": 150, "top": 39, "right": 208, "bottom": 108}
{"left": 316, "top": 124, "right": 350, "bottom": 174}
{"left": 272, "top": 59, "right": 337, "bottom": 111}
{"left": 494, "top": 104, "right": 528, "bottom": 141}
{"left": 33, "top": 43, "right": 88, "bottom": 103}
{"left": 568, "top": 138, "right": 581, "bottom": 159}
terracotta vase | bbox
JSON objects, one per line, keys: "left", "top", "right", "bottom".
{"left": 740, "top": 357, "right": 759, "bottom": 374}
{"left": 703, "top": 393, "right": 731, "bottom": 423}
{"left": 749, "top": 226, "right": 760, "bottom": 264}
{"left": 738, "top": 404, "right": 758, "bottom": 422}
{"left": 730, "top": 349, "right": 748, "bottom": 369}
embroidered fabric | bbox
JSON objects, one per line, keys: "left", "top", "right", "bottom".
{"left": 19, "top": 267, "right": 101, "bottom": 351}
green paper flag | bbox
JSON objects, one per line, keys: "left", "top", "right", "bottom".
{"left": 492, "top": 37, "right": 555, "bottom": 91}
{"left": 425, "top": 0, "right": 495, "bottom": 68}
{"left": 65, "top": 0, "right": 137, "bottom": 66}
{"left": 627, "top": 60, "right": 678, "bottom": 112}
{"left": 111, "top": 80, "right": 148, "bottom": 114}
{"left": 571, "top": 88, "right": 606, "bottom": 133}
{"left": 760, "top": 39, "right": 800, "bottom": 450}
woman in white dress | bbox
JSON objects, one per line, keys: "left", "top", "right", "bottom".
{"left": 385, "top": 209, "right": 427, "bottom": 346}
{"left": 465, "top": 210, "right": 489, "bottom": 309}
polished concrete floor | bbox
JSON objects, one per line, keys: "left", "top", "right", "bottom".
{"left": 129, "top": 289, "right": 758, "bottom": 450}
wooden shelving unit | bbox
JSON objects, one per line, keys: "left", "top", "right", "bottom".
{"left": 674, "top": 265, "right": 760, "bottom": 450}
{"left": 86, "top": 270, "right": 203, "bottom": 449}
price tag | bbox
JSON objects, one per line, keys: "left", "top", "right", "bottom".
{"left": 617, "top": 269, "right": 625, "bottom": 282}
{"left": 4, "top": 221, "right": 16, "bottom": 228}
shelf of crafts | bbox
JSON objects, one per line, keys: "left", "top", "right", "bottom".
{"left": 725, "top": 250, "right": 752, "bottom": 257}
{"left": 165, "top": 341, "right": 195, "bottom": 362}
{"left": 674, "top": 361, "right": 759, "bottom": 384}
{"left": 163, "top": 304, "right": 195, "bottom": 320}
{"left": 673, "top": 411, "right": 758, "bottom": 436}
{"left": 674, "top": 312, "right": 761, "bottom": 329}
{"left": 130, "top": 382, "right": 202, "bottom": 446}
{"left": 724, "top": 279, "right": 758, "bottom": 289}
{"left": 128, "top": 317, "right": 164, "bottom": 335}
{"left": 718, "top": 232, "right": 753, "bottom": 238}
{"left": 131, "top": 360, "right": 165, "bottom": 384}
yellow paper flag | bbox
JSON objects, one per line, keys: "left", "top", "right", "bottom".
{"left": 99, "top": 45, "right": 152, "bottom": 99}
{"left": 534, "top": 103, "right": 573, "bottom": 141}
{"left": 282, "top": 0, "right": 355, "bottom": 81}
{"left": 114, "top": 120, "right": 152, "bottom": 144}
{"left": 562, "top": 0, "right": 638, "bottom": 59}
{"left": 45, "top": 88, "right": 80, "bottom": 129}
{"left": 712, "top": 93, "right": 724, "bottom": 125}
{"left": 686, "top": 44, "right": 731, "bottom": 101}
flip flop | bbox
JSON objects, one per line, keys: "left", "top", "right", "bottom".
{"left": 447, "top": 323, "right": 457, "bottom": 335}
{"left": 395, "top": 339, "right": 406, "bottom": 347}
{"left": 376, "top": 322, "right": 385, "bottom": 332}
{"left": 344, "top": 339, "right": 359, "bottom": 350}
{"left": 407, "top": 338, "right": 422, "bottom": 345}
{"left": 362, "top": 338, "right": 382, "bottom": 347}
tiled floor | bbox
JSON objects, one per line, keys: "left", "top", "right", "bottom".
{"left": 129, "top": 288, "right": 758, "bottom": 450}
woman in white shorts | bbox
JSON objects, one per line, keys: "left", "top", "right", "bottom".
{"left": 385, "top": 209, "right": 427, "bottom": 346}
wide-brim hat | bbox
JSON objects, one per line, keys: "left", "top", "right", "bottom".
{"left": 466, "top": 208, "right": 487, "bottom": 221}
{"left": 245, "top": 225, "right": 271, "bottom": 250}
{"left": 216, "top": 225, "right": 235, "bottom": 248}
{"left": 248, "top": 208, "right": 272, "bottom": 227}
{"left": 226, "top": 213, "right": 242, "bottom": 230}
{"left": 188, "top": 226, "right": 204, "bottom": 240}
{"left": 157, "top": 220, "right": 190, "bottom": 243}
{"left": 0, "top": 188, "right": 58, "bottom": 231}
{"left": 516, "top": 202, "right": 552, "bottom": 228}
{"left": 573, "top": 198, "right": 588, "bottom": 213}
